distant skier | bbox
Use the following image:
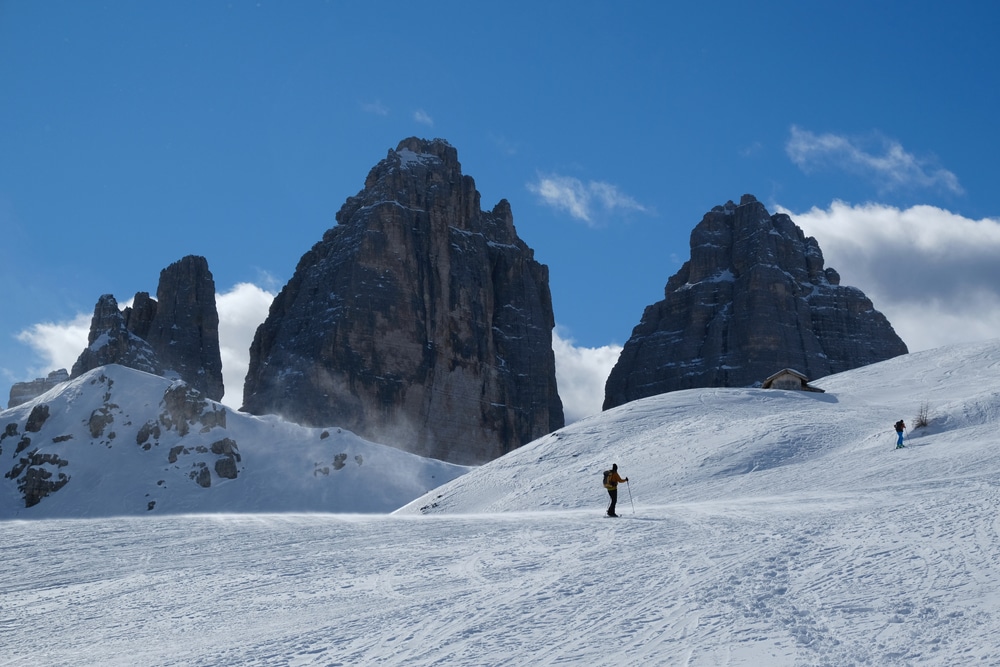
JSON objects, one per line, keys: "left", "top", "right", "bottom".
{"left": 603, "top": 464, "right": 628, "bottom": 517}
{"left": 894, "top": 419, "right": 906, "bottom": 448}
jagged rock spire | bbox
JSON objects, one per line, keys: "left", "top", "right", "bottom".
{"left": 603, "top": 195, "right": 908, "bottom": 409}
{"left": 71, "top": 294, "right": 162, "bottom": 378}
{"left": 146, "top": 256, "right": 223, "bottom": 401}
{"left": 242, "top": 138, "right": 563, "bottom": 464}
{"left": 70, "top": 256, "right": 224, "bottom": 401}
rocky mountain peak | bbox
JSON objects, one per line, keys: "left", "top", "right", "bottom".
{"left": 69, "top": 256, "right": 223, "bottom": 401}
{"left": 71, "top": 294, "right": 162, "bottom": 379}
{"left": 243, "top": 138, "right": 563, "bottom": 464}
{"left": 146, "top": 255, "right": 224, "bottom": 401}
{"left": 604, "top": 195, "right": 908, "bottom": 409}
{"left": 333, "top": 137, "right": 481, "bottom": 239}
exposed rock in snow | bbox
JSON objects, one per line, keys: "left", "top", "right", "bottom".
{"left": 0, "top": 364, "right": 469, "bottom": 516}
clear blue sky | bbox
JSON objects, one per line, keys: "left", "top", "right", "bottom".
{"left": 3, "top": 1, "right": 999, "bottom": 416}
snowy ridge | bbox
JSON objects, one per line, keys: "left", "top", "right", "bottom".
{"left": 3, "top": 341, "right": 1000, "bottom": 665}
{"left": 0, "top": 365, "right": 469, "bottom": 517}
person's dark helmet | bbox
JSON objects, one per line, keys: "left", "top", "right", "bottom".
{"left": 612, "top": 463, "right": 618, "bottom": 470}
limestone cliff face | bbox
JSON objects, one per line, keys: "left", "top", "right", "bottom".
{"left": 242, "top": 138, "right": 563, "bottom": 464}
{"left": 70, "top": 256, "right": 224, "bottom": 401}
{"left": 604, "top": 195, "right": 908, "bottom": 409}
{"left": 145, "top": 256, "right": 224, "bottom": 401}
{"left": 8, "top": 370, "right": 70, "bottom": 409}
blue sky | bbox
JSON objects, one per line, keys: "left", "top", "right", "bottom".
{"left": 3, "top": 1, "right": 999, "bottom": 420}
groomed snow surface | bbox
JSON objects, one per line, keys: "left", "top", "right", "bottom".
{"left": 4, "top": 340, "right": 1000, "bottom": 666}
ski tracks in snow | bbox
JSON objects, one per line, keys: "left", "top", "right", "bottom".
{"left": 659, "top": 487, "right": 1000, "bottom": 666}
{"left": 3, "top": 484, "right": 1000, "bottom": 666}
{"left": 572, "top": 487, "right": 1000, "bottom": 667}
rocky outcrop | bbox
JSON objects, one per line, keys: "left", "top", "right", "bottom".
{"left": 604, "top": 195, "right": 908, "bottom": 409}
{"left": 157, "top": 382, "right": 227, "bottom": 437}
{"left": 71, "top": 294, "right": 163, "bottom": 378}
{"left": 7, "top": 369, "right": 69, "bottom": 408}
{"left": 3, "top": 405, "right": 70, "bottom": 507}
{"left": 70, "top": 256, "right": 224, "bottom": 401}
{"left": 25, "top": 404, "right": 51, "bottom": 432}
{"left": 242, "top": 137, "right": 563, "bottom": 464}
{"left": 5, "top": 449, "right": 70, "bottom": 507}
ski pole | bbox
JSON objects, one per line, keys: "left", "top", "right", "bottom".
{"left": 626, "top": 480, "right": 635, "bottom": 515}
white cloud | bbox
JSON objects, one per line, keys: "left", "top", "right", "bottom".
{"left": 527, "top": 174, "right": 648, "bottom": 226}
{"left": 217, "top": 282, "right": 275, "bottom": 408}
{"left": 15, "top": 312, "right": 91, "bottom": 377}
{"left": 361, "top": 100, "right": 389, "bottom": 116}
{"left": 413, "top": 109, "right": 433, "bottom": 126}
{"left": 553, "top": 328, "right": 622, "bottom": 424}
{"left": 786, "top": 126, "right": 963, "bottom": 195}
{"left": 885, "top": 290, "right": 1000, "bottom": 354}
{"left": 783, "top": 201, "right": 1000, "bottom": 352}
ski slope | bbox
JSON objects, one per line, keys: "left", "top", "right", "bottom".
{"left": 3, "top": 340, "right": 1000, "bottom": 665}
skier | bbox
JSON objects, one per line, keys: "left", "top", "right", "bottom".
{"left": 894, "top": 419, "right": 906, "bottom": 448}
{"left": 603, "top": 463, "right": 628, "bottom": 517}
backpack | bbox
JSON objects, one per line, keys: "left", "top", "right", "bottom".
{"left": 895, "top": 420, "right": 904, "bottom": 432}
{"left": 602, "top": 470, "right": 612, "bottom": 488}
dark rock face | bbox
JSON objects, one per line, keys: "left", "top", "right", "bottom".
{"left": 242, "top": 137, "right": 563, "bottom": 464}
{"left": 145, "top": 256, "right": 224, "bottom": 401}
{"left": 25, "top": 404, "right": 50, "bottom": 433}
{"left": 71, "top": 294, "right": 163, "bottom": 378}
{"left": 70, "top": 256, "right": 224, "bottom": 401}
{"left": 124, "top": 291, "right": 157, "bottom": 340}
{"left": 5, "top": 450, "right": 70, "bottom": 507}
{"left": 3, "top": 410, "right": 70, "bottom": 507}
{"left": 604, "top": 195, "right": 908, "bottom": 409}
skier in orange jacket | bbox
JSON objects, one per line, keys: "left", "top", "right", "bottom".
{"left": 604, "top": 464, "right": 629, "bottom": 517}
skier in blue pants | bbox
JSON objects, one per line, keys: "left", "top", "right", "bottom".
{"left": 894, "top": 419, "right": 906, "bottom": 448}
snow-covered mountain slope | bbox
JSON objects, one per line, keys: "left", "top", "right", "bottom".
{"left": 2, "top": 341, "right": 999, "bottom": 666}
{"left": 397, "top": 339, "right": 1000, "bottom": 516}
{"left": 0, "top": 365, "right": 469, "bottom": 517}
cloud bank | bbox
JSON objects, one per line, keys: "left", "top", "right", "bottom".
{"left": 785, "top": 201, "right": 1000, "bottom": 352}
{"left": 552, "top": 329, "right": 622, "bottom": 424}
{"left": 15, "top": 313, "right": 92, "bottom": 377}
{"left": 216, "top": 283, "right": 277, "bottom": 406}
{"left": 786, "top": 126, "right": 963, "bottom": 195}
{"left": 527, "top": 174, "right": 648, "bottom": 226}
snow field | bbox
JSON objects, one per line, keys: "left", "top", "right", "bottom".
{"left": 3, "top": 488, "right": 998, "bottom": 665}
{"left": 2, "top": 340, "right": 1000, "bottom": 665}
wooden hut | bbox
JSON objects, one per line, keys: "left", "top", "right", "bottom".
{"left": 761, "top": 368, "right": 825, "bottom": 393}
